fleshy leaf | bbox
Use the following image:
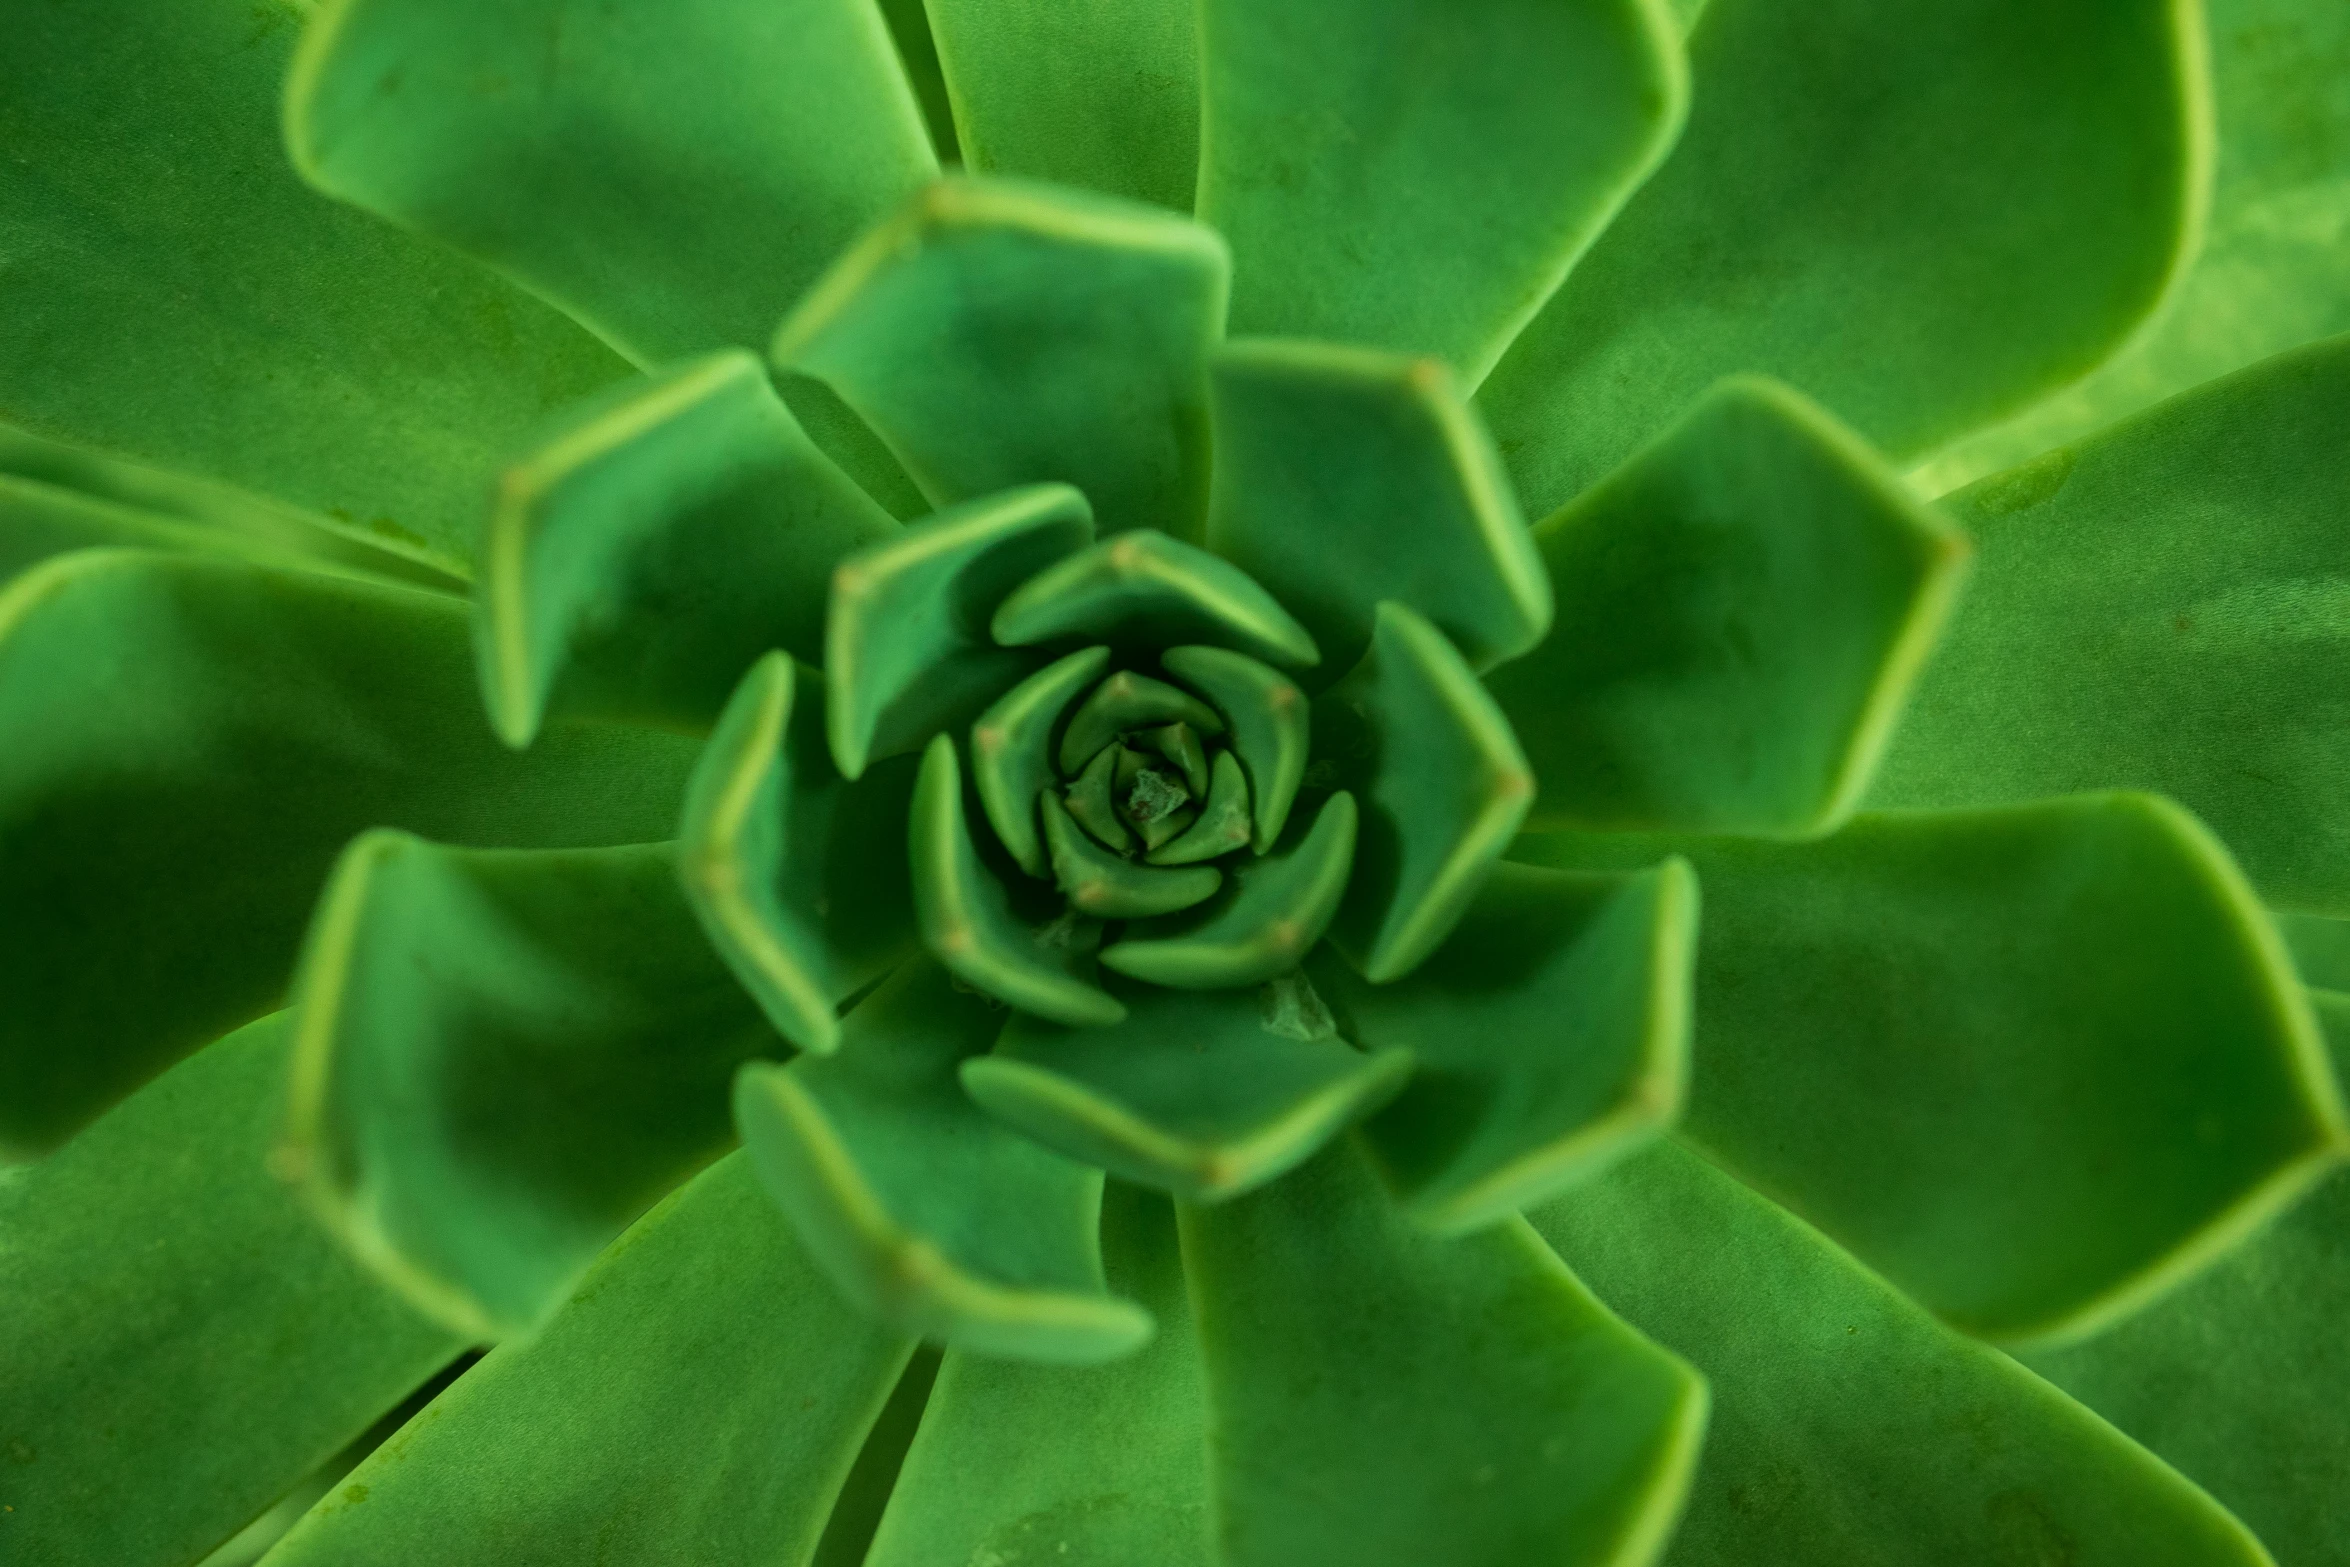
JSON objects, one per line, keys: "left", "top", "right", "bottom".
{"left": 283, "top": 833, "right": 779, "bottom": 1338}
{"left": 1057, "top": 669, "right": 1226, "bottom": 773}
{"left": 922, "top": 0, "right": 1201, "bottom": 213}
{"left": 1102, "top": 793, "right": 1359, "bottom": 988}
{"left": 2017, "top": 989, "right": 2350, "bottom": 1567}
{"left": 1517, "top": 793, "right": 2350, "bottom": 1342}
{"left": 1066, "top": 741, "right": 1139, "bottom": 855}
{"left": 287, "top": 0, "right": 937, "bottom": 363}
{"left": 0, "top": 550, "right": 696, "bottom": 1159}
{"left": 0, "top": 1015, "right": 461, "bottom": 1567}
{"left": 827, "top": 482, "right": 1091, "bottom": 779}
{"left": 678, "top": 655, "right": 920, "bottom": 1054}
{"left": 1197, "top": 0, "right": 1687, "bottom": 380}
{"left": 992, "top": 529, "right": 1319, "bottom": 669}
{"left": 733, "top": 960, "right": 1154, "bottom": 1363}
{"left": 1485, "top": 377, "right": 1968, "bottom": 838}
{"left": 774, "top": 177, "right": 1230, "bottom": 540}
{"left": 1321, "top": 858, "right": 1695, "bottom": 1232}
{"left": 1480, "top": 0, "right": 2208, "bottom": 517}
{"left": 865, "top": 1185, "right": 1212, "bottom": 1567}
{"left": 261, "top": 1153, "right": 915, "bottom": 1567}
{"left": 1181, "top": 1137, "right": 1706, "bottom": 1567}
{"left": 1150, "top": 749, "right": 1255, "bottom": 865}
{"left": 1318, "top": 603, "right": 1533, "bottom": 982}
{"left": 1527, "top": 1139, "right": 2277, "bottom": 1567}
{"left": 1043, "top": 793, "right": 1225, "bottom": 920}
{"left": 476, "top": 350, "right": 896, "bottom": 747}
{"left": 2278, "top": 909, "right": 2350, "bottom": 992}
{"left": 1872, "top": 334, "right": 2350, "bottom": 914}
{"left": 1206, "top": 339, "right": 1551, "bottom": 672}
{"left": 973, "top": 647, "right": 1112, "bottom": 877}
{"left": 1160, "top": 645, "right": 1309, "bottom": 851}
{"left": 965, "top": 980, "right": 1410, "bottom": 1202}
{"left": 1, "top": 0, "right": 627, "bottom": 571}
{"left": 911, "top": 737, "right": 1125, "bottom": 1028}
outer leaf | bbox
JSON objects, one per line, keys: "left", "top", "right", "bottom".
{"left": 1198, "top": 0, "right": 1687, "bottom": 380}
{"left": 774, "top": 177, "right": 1230, "bottom": 540}
{"left": 283, "top": 833, "right": 779, "bottom": 1338}
{"left": 1181, "top": 1137, "right": 1706, "bottom": 1567}
{"left": 1480, "top": 0, "right": 2210, "bottom": 516}
{"left": 0, "top": 1015, "right": 460, "bottom": 1567}
{"left": 0, "top": 550, "right": 696, "bottom": 1159}
{"left": 1872, "top": 335, "right": 2350, "bottom": 914}
{"left": 967, "top": 979, "right": 1410, "bottom": 1202}
{"left": 865, "top": 1185, "right": 1212, "bottom": 1567}
{"left": 1102, "top": 793, "right": 1359, "bottom": 988}
{"left": 992, "top": 529, "right": 1319, "bottom": 669}
{"left": 1207, "top": 340, "right": 1552, "bottom": 673}
{"left": 1321, "top": 858, "right": 1695, "bottom": 1232}
{"left": 734, "top": 960, "right": 1154, "bottom": 1363}
{"left": 287, "top": 0, "right": 938, "bottom": 364}
{"left": 923, "top": 0, "right": 1201, "bottom": 213}
{"left": 1160, "top": 645, "right": 1309, "bottom": 851}
{"left": 1527, "top": 1139, "right": 2276, "bottom": 1567}
{"left": 1517, "top": 793, "right": 2350, "bottom": 1342}
{"left": 827, "top": 482, "right": 1090, "bottom": 779}
{"left": 1486, "top": 377, "right": 1969, "bottom": 837}
{"left": 261, "top": 1153, "right": 914, "bottom": 1567}
{"left": 2278, "top": 910, "right": 2350, "bottom": 991}
{"left": 678, "top": 655, "right": 920, "bottom": 1054}
{"left": 1318, "top": 602, "right": 1533, "bottom": 982}
{"left": 2018, "top": 989, "right": 2350, "bottom": 1567}
{"left": 476, "top": 350, "right": 896, "bottom": 747}
{"left": 0, "top": 0, "right": 625, "bottom": 571}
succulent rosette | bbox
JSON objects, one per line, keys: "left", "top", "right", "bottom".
{"left": 6, "top": 2, "right": 2350, "bottom": 1566}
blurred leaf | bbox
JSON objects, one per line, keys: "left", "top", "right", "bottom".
{"left": 287, "top": 0, "right": 937, "bottom": 363}
{"left": 261, "top": 1153, "right": 914, "bottom": 1567}
{"left": 0, "top": 551, "right": 697, "bottom": 1159}
{"left": 1872, "top": 334, "right": 2350, "bottom": 915}
{"left": 1481, "top": 0, "right": 2207, "bottom": 516}
{"left": 2277, "top": 909, "right": 2350, "bottom": 991}
{"left": 0, "top": 1014, "right": 461, "bottom": 1567}
{"left": 1199, "top": 0, "right": 1686, "bottom": 380}
{"left": 1528, "top": 1138, "right": 2276, "bottom": 1567}
{"left": 476, "top": 351, "right": 896, "bottom": 746}
{"left": 775, "top": 178, "right": 1229, "bottom": 541}
{"left": 0, "top": 0, "right": 627, "bottom": 571}
{"left": 734, "top": 959, "right": 1153, "bottom": 1362}
{"left": 1182, "top": 1136, "right": 1706, "bottom": 1567}
{"left": 1487, "top": 377, "right": 1967, "bottom": 837}
{"left": 1324, "top": 858, "right": 1695, "bottom": 1231}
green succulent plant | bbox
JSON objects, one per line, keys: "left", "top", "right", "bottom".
{"left": 5, "top": 1, "right": 2350, "bottom": 1565}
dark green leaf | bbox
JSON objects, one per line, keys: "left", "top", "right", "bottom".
{"left": 973, "top": 647, "right": 1113, "bottom": 878}
{"left": 2278, "top": 909, "right": 2350, "bottom": 991}
{"left": 1057, "top": 669, "right": 1226, "bottom": 773}
{"left": 992, "top": 529, "right": 1319, "bottom": 669}
{"left": 1102, "top": 793, "right": 1358, "bottom": 988}
{"left": 1160, "top": 646, "right": 1310, "bottom": 851}
{"left": 1043, "top": 792, "right": 1225, "bottom": 919}
{"left": 1149, "top": 749, "right": 1254, "bottom": 865}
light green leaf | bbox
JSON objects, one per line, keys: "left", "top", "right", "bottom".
{"left": 1486, "top": 377, "right": 1968, "bottom": 838}
{"left": 774, "top": 178, "right": 1229, "bottom": 541}
{"left": 1323, "top": 858, "right": 1695, "bottom": 1232}
{"left": 2277, "top": 909, "right": 2350, "bottom": 991}
{"left": 865, "top": 1185, "right": 1212, "bottom": 1567}
{"left": 283, "top": 832, "right": 778, "bottom": 1338}
{"left": 0, "top": 1014, "right": 461, "bottom": 1567}
{"left": 1181, "top": 1137, "right": 1706, "bottom": 1567}
{"left": 734, "top": 959, "right": 1154, "bottom": 1363}
{"left": 910, "top": 737, "right": 1125, "bottom": 1028}
{"left": 0, "top": 0, "right": 627, "bottom": 571}
{"left": 1042, "top": 792, "right": 1225, "bottom": 920}
{"left": 966, "top": 979, "right": 1409, "bottom": 1202}
{"left": 923, "top": 0, "right": 1201, "bottom": 212}
{"left": 992, "top": 529, "right": 1319, "bottom": 669}
{"left": 678, "top": 655, "right": 920, "bottom": 1054}
{"left": 476, "top": 350, "right": 896, "bottom": 747}
{"left": 1872, "top": 334, "right": 2350, "bottom": 914}
{"left": 1102, "top": 793, "right": 1358, "bottom": 989}
{"left": 1527, "top": 1138, "right": 2276, "bottom": 1567}
{"left": 1518, "top": 792, "right": 2350, "bottom": 1343}
{"left": 287, "top": 0, "right": 937, "bottom": 364}
{"left": 1, "top": 473, "right": 296, "bottom": 582}
{"left": 0, "top": 550, "right": 696, "bottom": 1159}
{"left": 1480, "top": 0, "right": 2209, "bottom": 517}
{"left": 1318, "top": 602, "right": 1533, "bottom": 982}
{"left": 1160, "top": 646, "right": 1310, "bottom": 851}
{"left": 260, "top": 1152, "right": 914, "bottom": 1567}
{"left": 973, "top": 647, "right": 1113, "bottom": 878}
{"left": 1198, "top": 0, "right": 1686, "bottom": 381}
{"left": 827, "top": 483, "right": 1091, "bottom": 779}
{"left": 2018, "top": 989, "right": 2350, "bottom": 1567}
